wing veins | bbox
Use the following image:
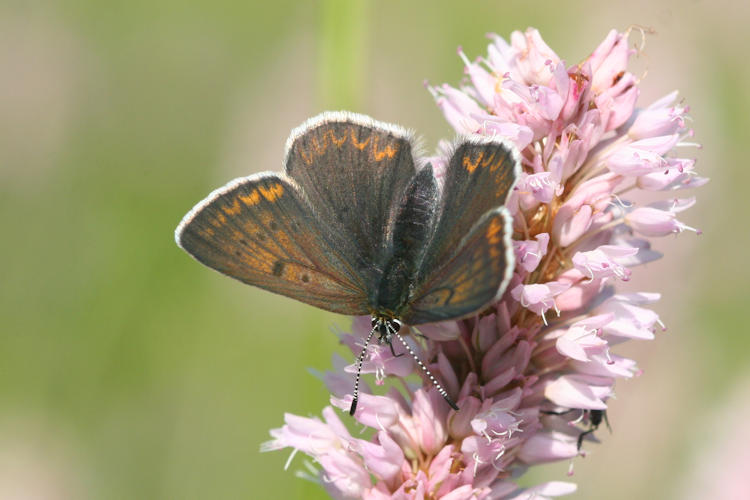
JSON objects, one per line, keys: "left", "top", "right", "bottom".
{"left": 235, "top": 184, "right": 366, "bottom": 293}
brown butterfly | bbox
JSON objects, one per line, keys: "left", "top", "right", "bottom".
{"left": 176, "top": 112, "right": 519, "bottom": 414}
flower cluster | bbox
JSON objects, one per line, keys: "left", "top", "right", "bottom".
{"left": 263, "top": 28, "right": 705, "bottom": 499}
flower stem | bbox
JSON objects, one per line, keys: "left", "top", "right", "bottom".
{"left": 316, "top": 0, "right": 368, "bottom": 109}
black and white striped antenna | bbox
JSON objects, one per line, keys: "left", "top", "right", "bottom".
{"left": 394, "top": 332, "right": 459, "bottom": 411}
{"left": 349, "top": 319, "right": 459, "bottom": 416}
{"left": 349, "top": 324, "right": 378, "bottom": 416}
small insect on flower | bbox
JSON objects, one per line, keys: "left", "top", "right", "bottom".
{"left": 175, "top": 111, "right": 520, "bottom": 415}
{"left": 543, "top": 408, "right": 612, "bottom": 452}
{"left": 578, "top": 409, "right": 611, "bottom": 451}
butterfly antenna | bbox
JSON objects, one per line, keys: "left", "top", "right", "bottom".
{"left": 349, "top": 325, "right": 377, "bottom": 416}
{"left": 394, "top": 333, "right": 459, "bottom": 411}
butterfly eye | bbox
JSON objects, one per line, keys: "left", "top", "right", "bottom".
{"left": 391, "top": 320, "right": 402, "bottom": 333}
{"left": 371, "top": 317, "right": 378, "bottom": 327}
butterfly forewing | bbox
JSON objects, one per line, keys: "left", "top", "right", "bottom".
{"left": 402, "top": 207, "right": 514, "bottom": 325}
{"left": 284, "top": 113, "right": 418, "bottom": 283}
{"left": 176, "top": 173, "right": 370, "bottom": 315}
{"left": 418, "top": 139, "right": 518, "bottom": 284}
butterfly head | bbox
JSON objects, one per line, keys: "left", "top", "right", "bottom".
{"left": 371, "top": 315, "right": 402, "bottom": 345}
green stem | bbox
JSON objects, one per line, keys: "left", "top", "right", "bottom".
{"left": 317, "top": 0, "right": 368, "bottom": 109}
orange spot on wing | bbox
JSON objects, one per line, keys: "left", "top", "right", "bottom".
{"left": 299, "top": 148, "right": 314, "bottom": 165}
{"left": 311, "top": 135, "right": 324, "bottom": 154}
{"left": 481, "top": 151, "right": 497, "bottom": 167}
{"left": 239, "top": 190, "right": 261, "bottom": 206}
{"left": 258, "top": 183, "right": 284, "bottom": 202}
{"left": 350, "top": 130, "right": 371, "bottom": 150}
{"left": 452, "top": 276, "right": 473, "bottom": 300}
{"left": 462, "top": 152, "right": 483, "bottom": 173}
{"left": 489, "top": 156, "right": 506, "bottom": 172}
{"left": 210, "top": 211, "right": 227, "bottom": 226}
{"left": 486, "top": 217, "right": 503, "bottom": 245}
{"left": 223, "top": 197, "right": 243, "bottom": 215}
{"left": 325, "top": 129, "right": 347, "bottom": 147}
{"left": 372, "top": 136, "right": 398, "bottom": 161}
{"left": 297, "top": 127, "right": 346, "bottom": 166}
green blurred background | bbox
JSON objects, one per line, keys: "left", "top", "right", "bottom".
{"left": 1, "top": 0, "right": 747, "bottom": 498}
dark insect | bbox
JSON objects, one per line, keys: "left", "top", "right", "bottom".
{"left": 175, "top": 112, "right": 520, "bottom": 415}
{"left": 542, "top": 408, "right": 611, "bottom": 451}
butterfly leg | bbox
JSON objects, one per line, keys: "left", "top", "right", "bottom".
{"left": 603, "top": 410, "right": 612, "bottom": 433}
{"left": 388, "top": 341, "right": 405, "bottom": 358}
{"left": 577, "top": 427, "right": 596, "bottom": 451}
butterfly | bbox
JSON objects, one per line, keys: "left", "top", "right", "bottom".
{"left": 175, "top": 111, "right": 519, "bottom": 414}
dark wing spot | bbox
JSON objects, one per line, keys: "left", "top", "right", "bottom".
{"left": 269, "top": 221, "right": 279, "bottom": 231}
{"left": 272, "top": 261, "right": 285, "bottom": 276}
{"left": 234, "top": 250, "right": 242, "bottom": 257}
{"left": 301, "top": 274, "right": 310, "bottom": 283}
{"left": 256, "top": 232, "right": 266, "bottom": 241}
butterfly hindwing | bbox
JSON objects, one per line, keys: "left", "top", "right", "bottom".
{"left": 402, "top": 137, "right": 520, "bottom": 324}
{"left": 284, "top": 112, "right": 419, "bottom": 281}
{"left": 417, "top": 138, "right": 519, "bottom": 284}
{"left": 402, "top": 207, "right": 514, "bottom": 325}
{"left": 175, "top": 173, "right": 370, "bottom": 315}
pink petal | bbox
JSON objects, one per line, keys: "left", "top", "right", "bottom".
{"left": 357, "top": 430, "right": 405, "bottom": 483}
{"left": 517, "top": 431, "right": 578, "bottom": 464}
{"left": 544, "top": 374, "right": 610, "bottom": 409}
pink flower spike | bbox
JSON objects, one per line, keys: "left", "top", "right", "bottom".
{"left": 571, "top": 245, "right": 639, "bottom": 282}
{"left": 513, "top": 233, "right": 550, "bottom": 272}
{"left": 331, "top": 393, "right": 400, "bottom": 429}
{"left": 356, "top": 431, "right": 405, "bottom": 485}
{"left": 554, "top": 268, "right": 605, "bottom": 312}
{"left": 429, "top": 84, "right": 484, "bottom": 134}
{"left": 626, "top": 206, "right": 699, "bottom": 237}
{"left": 629, "top": 133, "right": 682, "bottom": 155}
{"left": 318, "top": 450, "right": 372, "bottom": 498}
{"left": 606, "top": 233, "right": 663, "bottom": 266}
{"left": 509, "top": 28, "right": 561, "bottom": 86}
{"left": 500, "top": 481, "right": 578, "bottom": 499}
{"left": 588, "top": 30, "right": 634, "bottom": 93}
{"left": 628, "top": 91, "right": 688, "bottom": 139}
{"left": 458, "top": 46, "right": 496, "bottom": 106}
{"left": 318, "top": 354, "right": 369, "bottom": 398}
{"left": 511, "top": 281, "right": 571, "bottom": 325}
{"left": 606, "top": 146, "right": 668, "bottom": 176}
{"left": 556, "top": 324, "right": 610, "bottom": 362}
{"left": 572, "top": 353, "right": 639, "bottom": 378}
{"left": 471, "top": 388, "right": 524, "bottom": 442}
{"left": 649, "top": 196, "right": 696, "bottom": 213}
{"left": 514, "top": 172, "right": 562, "bottom": 209}
{"left": 544, "top": 374, "right": 611, "bottom": 410}
{"left": 265, "top": 26, "right": 707, "bottom": 499}
{"left": 552, "top": 173, "right": 622, "bottom": 246}
{"left": 598, "top": 294, "right": 664, "bottom": 339}
{"left": 637, "top": 158, "right": 698, "bottom": 191}
{"left": 517, "top": 431, "right": 579, "bottom": 464}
